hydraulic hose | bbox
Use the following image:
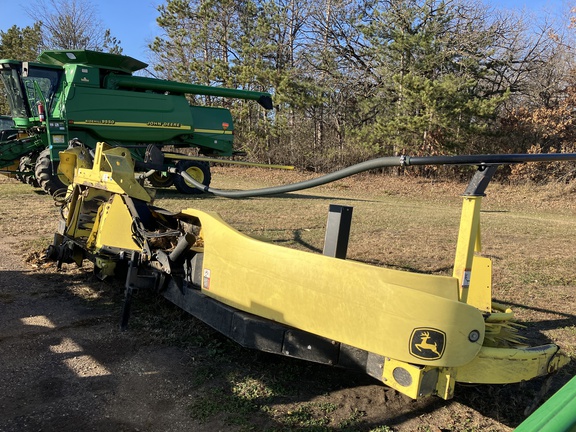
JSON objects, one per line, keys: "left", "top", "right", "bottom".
{"left": 136, "top": 169, "right": 158, "bottom": 181}
{"left": 171, "top": 156, "right": 401, "bottom": 198}
{"left": 171, "top": 153, "right": 576, "bottom": 199}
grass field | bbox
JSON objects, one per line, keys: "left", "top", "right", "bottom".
{"left": 1, "top": 165, "right": 575, "bottom": 431}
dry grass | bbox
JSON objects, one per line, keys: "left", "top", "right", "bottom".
{"left": 2, "top": 165, "right": 575, "bottom": 431}
{"left": 155, "top": 165, "right": 576, "bottom": 427}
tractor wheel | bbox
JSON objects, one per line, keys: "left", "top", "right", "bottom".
{"left": 18, "top": 155, "right": 39, "bottom": 187}
{"left": 173, "top": 160, "right": 211, "bottom": 194}
{"left": 35, "top": 148, "right": 69, "bottom": 196}
{"left": 16, "top": 157, "right": 29, "bottom": 184}
{"left": 148, "top": 171, "right": 175, "bottom": 188}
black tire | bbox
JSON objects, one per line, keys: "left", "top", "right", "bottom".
{"left": 18, "top": 154, "right": 39, "bottom": 187}
{"left": 147, "top": 171, "right": 175, "bottom": 188}
{"left": 16, "top": 156, "right": 29, "bottom": 184}
{"left": 173, "top": 160, "right": 211, "bottom": 194}
{"left": 35, "top": 148, "right": 69, "bottom": 195}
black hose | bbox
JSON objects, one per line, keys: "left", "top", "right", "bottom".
{"left": 171, "top": 153, "right": 576, "bottom": 199}
{"left": 405, "top": 153, "right": 576, "bottom": 166}
{"left": 168, "top": 233, "right": 196, "bottom": 263}
{"left": 171, "top": 156, "right": 400, "bottom": 198}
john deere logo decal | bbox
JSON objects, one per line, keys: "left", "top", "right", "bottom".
{"left": 409, "top": 328, "right": 446, "bottom": 360}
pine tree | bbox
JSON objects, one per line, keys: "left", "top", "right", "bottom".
{"left": 0, "top": 24, "right": 42, "bottom": 61}
{"left": 0, "top": 24, "right": 43, "bottom": 115}
{"left": 148, "top": 0, "right": 568, "bottom": 171}
{"left": 341, "top": 0, "right": 511, "bottom": 155}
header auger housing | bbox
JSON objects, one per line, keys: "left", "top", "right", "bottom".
{"left": 45, "top": 141, "right": 575, "bottom": 401}
{"left": 0, "top": 49, "right": 273, "bottom": 195}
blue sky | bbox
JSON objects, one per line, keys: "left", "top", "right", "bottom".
{"left": 0, "top": 0, "right": 163, "bottom": 64}
{"left": 0, "top": 0, "right": 572, "bottom": 64}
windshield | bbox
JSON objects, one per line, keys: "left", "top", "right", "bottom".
{"left": 23, "top": 66, "right": 62, "bottom": 116}
{"left": 0, "top": 68, "right": 29, "bottom": 118}
{"left": 0, "top": 64, "right": 62, "bottom": 119}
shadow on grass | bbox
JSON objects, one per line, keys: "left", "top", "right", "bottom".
{"left": 4, "top": 265, "right": 574, "bottom": 431}
{"left": 495, "top": 298, "right": 576, "bottom": 322}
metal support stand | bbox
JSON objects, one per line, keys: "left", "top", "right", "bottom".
{"left": 323, "top": 204, "right": 353, "bottom": 259}
{"left": 120, "top": 252, "right": 139, "bottom": 331}
{"left": 453, "top": 165, "right": 499, "bottom": 303}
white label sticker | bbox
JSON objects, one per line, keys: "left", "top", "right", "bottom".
{"left": 462, "top": 270, "right": 471, "bottom": 288}
{"left": 203, "top": 269, "right": 211, "bottom": 290}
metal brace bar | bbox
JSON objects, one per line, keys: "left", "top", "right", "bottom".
{"left": 323, "top": 204, "right": 353, "bottom": 259}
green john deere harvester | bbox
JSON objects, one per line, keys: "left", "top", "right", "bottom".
{"left": 0, "top": 49, "right": 273, "bottom": 195}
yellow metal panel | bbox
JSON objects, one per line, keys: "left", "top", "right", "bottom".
{"left": 182, "top": 208, "right": 486, "bottom": 368}
{"left": 66, "top": 187, "right": 112, "bottom": 241}
{"left": 452, "top": 196, "right": 482, "bottom": 302}
{"left": 105, "top": 147, "right": 151, "bottom": 202}
{"left": 467, "top": 256, "right": 492, "bottom": 312}
{"left": 59, "top": 152, "right": 77, "bottom": 183}
{"left": 86, "top": 204, "right": 103, "bottom": 250}
{"left": 74, "top": 143, "right": 151, "bottom": 202}
{"left": 435, "top": 368, "right": 456, "bottom": 400}
{"left": 382, "top": 358, "right": 446, "bottom": 399}
{"left": 455, "top": 345, "right": 569, "bottom": 384}
{"left": 59, "top": 147, "right": 93, "bottom": 183}
{"left": 64, "top": 185, "right": 82, "bottom": 237}
{"left": 92, "top": 194, "right": 140, "bottom": 252}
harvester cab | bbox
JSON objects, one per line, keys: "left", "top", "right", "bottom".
{"left": 0, "top": 50, "right": 273, "bottom": 195}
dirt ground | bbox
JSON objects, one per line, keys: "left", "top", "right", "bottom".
{"left": 0, "top": 234, "right": 506, "bottom": 432}
{"left": 0, "top": 171, "right": 574, "bottom": 432}
{"left": 0, "top": 238, "right": 203, "bottom": 431}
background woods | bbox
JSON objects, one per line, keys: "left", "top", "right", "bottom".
{"left": 2, "top": 0, "right": 576, "bottom": 180}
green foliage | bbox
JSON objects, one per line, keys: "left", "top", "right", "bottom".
{"left": 102, "top": 29, "right": 123, "bottom": 55}
{"left": 0, "top": 24, "right": 42, "bottom": 61}
{"left": 0, "top": 1, "right": 122, "bottom": 114}
{"left": 0, "top": 24, "right": 43, "bottom": 115}
{"left": 1, "top": 0, "right": 569, "bottom": 179}
{"left": 149, "top": 0, "right": 537, "bottom": 171}
{"left": 343, "top": 0, "right": 512, "bottom": 154}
